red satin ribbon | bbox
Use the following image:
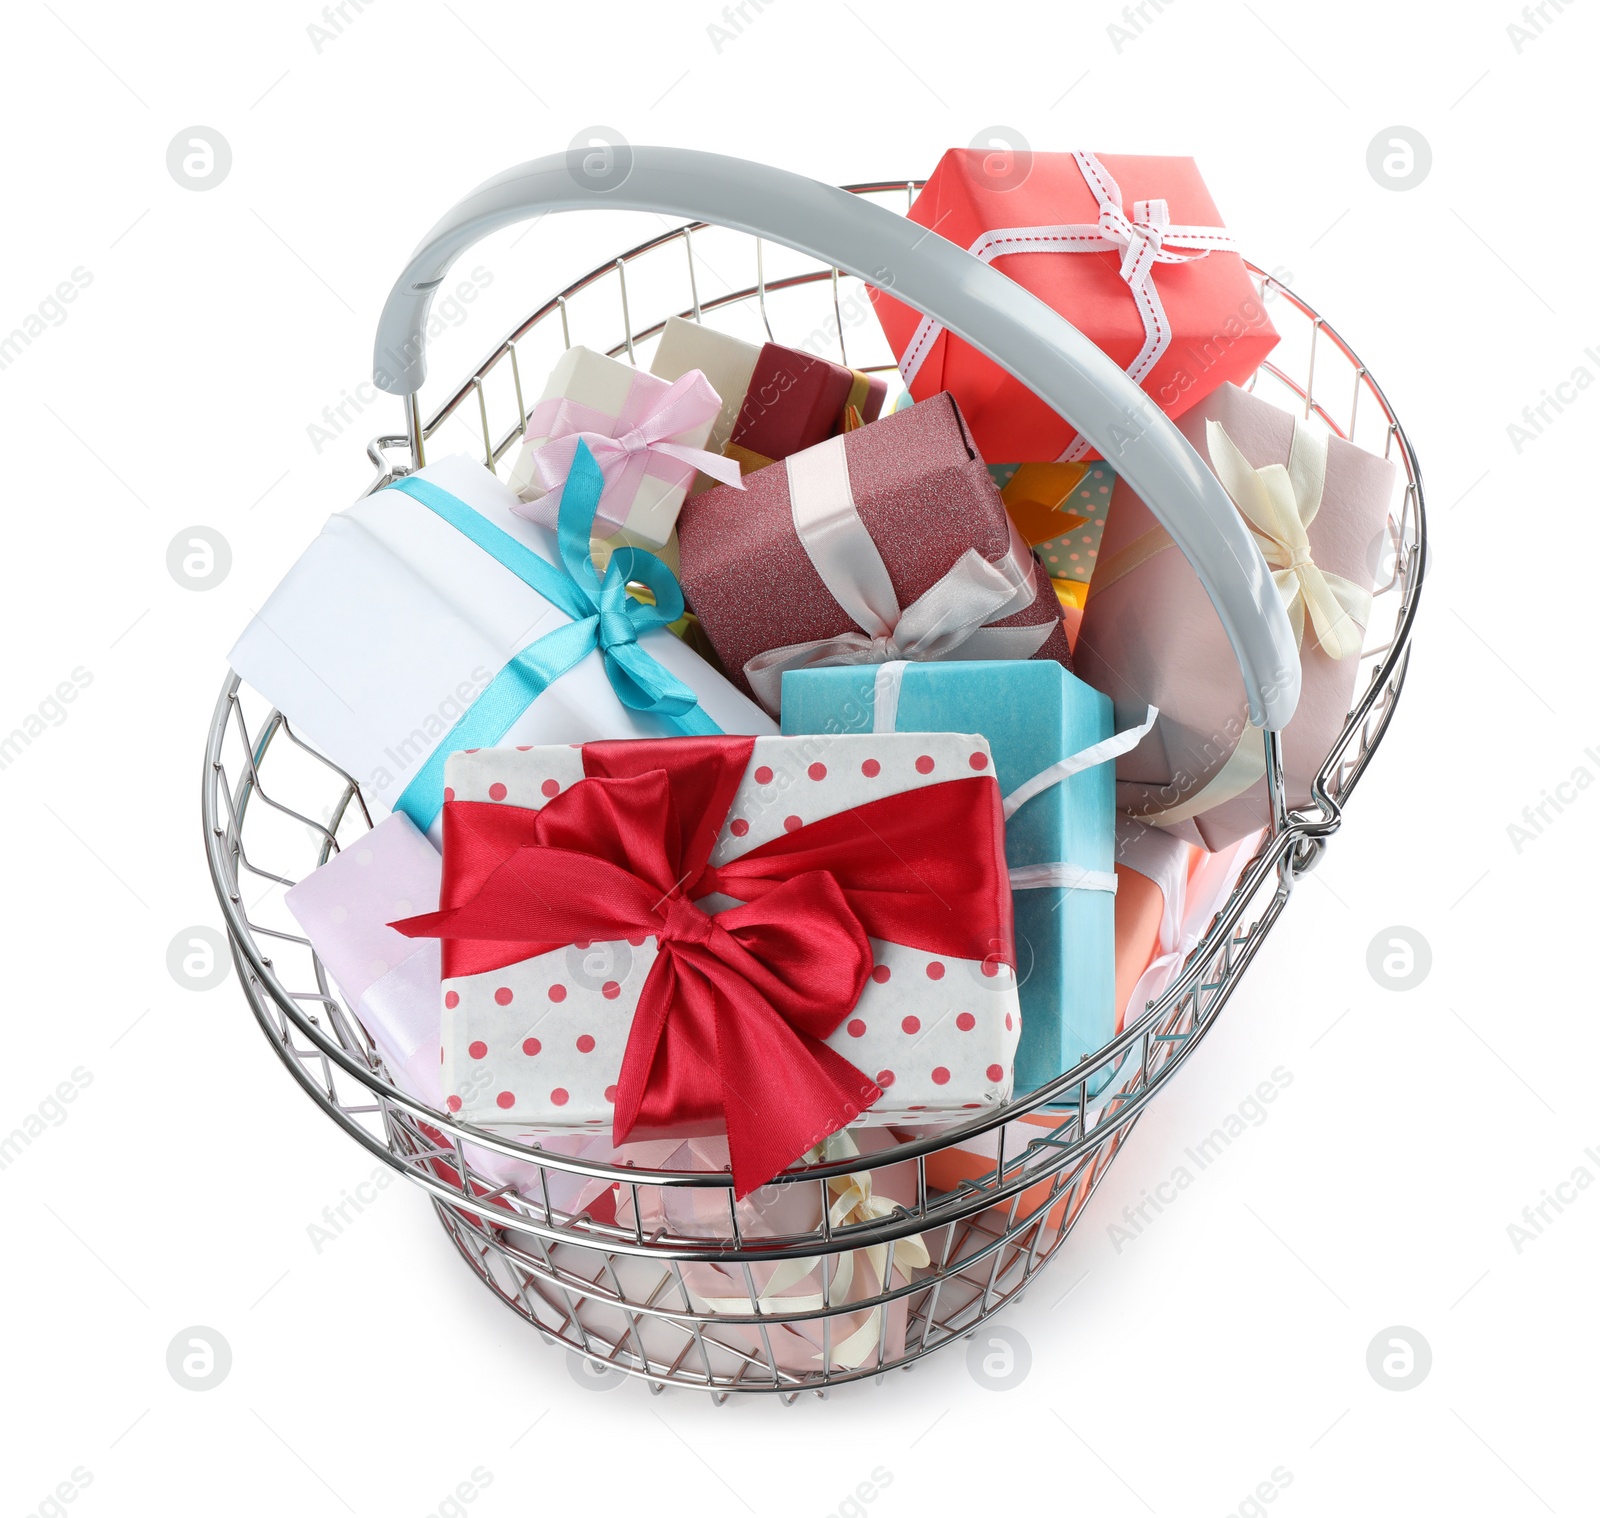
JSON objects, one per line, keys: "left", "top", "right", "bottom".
{"left": 394, "top": 736, "right": 1013, "bottom": 1195}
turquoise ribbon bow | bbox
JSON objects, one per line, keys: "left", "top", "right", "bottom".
{"left": 387, "top": 440, "right": 720, "bottom": 831}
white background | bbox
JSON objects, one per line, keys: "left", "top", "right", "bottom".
{"left": 2, "top": 1, "right": 1595, "bottom": 1514}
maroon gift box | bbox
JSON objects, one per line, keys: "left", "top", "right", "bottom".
{"left": 677, "top": 392, "right": 1073, "bottom": 707}
{"left": 726, "top": 342, "right": 887, "bottom": 471}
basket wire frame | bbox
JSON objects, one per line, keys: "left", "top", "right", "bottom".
{"left": 205, "top": 181, "right": 1424, "bottom": 1397}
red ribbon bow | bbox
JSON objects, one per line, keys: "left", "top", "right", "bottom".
{"left": 394, "top": 736, "right": 1012, "bottom": 1195}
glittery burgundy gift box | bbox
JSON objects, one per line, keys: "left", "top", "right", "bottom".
{"left": 676, "top": 392, "right": 1073, "bottom": 704}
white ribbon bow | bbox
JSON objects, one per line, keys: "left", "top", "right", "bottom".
{"left": 897, "top": 150, "right": 1237, "bottom": 462}
{"left": 690, "top": 1131, "right": 931, "bottom": 1369}
{"left": 1205, "top": 420, "right": 1369, "bottom": 662}
{"left": 742, "top": 434, "right": 1053, "bottom": 714}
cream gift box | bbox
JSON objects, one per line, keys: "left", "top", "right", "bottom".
{"left": 650, "top": 314, "right": 762, "bottom": 459}
{"left": 228, "top": 452, "right": 775, "bottom": 843}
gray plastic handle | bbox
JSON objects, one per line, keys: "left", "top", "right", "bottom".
{"left": 373, "top": 147, "right": 1300, "bottom": 729}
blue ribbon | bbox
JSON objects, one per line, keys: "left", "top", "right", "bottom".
{"left": 386, "top": 440, "right": 720, "bottom": 830}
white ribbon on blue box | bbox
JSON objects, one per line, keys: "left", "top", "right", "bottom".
{"left": 780, "top": 658, "right": 1152, "bottom": 1092}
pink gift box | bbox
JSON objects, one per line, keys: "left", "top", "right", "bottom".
{"left": 1074, "top": 382, "right": 1399, "bottom": 848}
{"left": 283, "top": 815, "right": 606, "bottom": 1215}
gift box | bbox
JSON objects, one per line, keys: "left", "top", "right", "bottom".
{"left": 1113, "top": 818, "right": 1262, "bottom": 1031}
{"left": 1074, "top": 382, "right": 1398, "bottom": 848}
{"left": 284, "top": 812, "right": 445, "bottom": 1101}
{"left": 676, "top": 392, "right": 1074, "bottom": 715}
{"left": 650, "top": 316, "right": 889, "bottom": 473}
{"left": 228, "top": 450, "right": 776, "bottom": 842}
{"left": 781, "top": 658, "right": 1152, "bottom": 1092}
{"left": 282, "top": 812, "right": 612, "bottom": 1218}
{"left": 612, "top": 1129, "right": 926, "bottom": 1371}
{"left": 1008, "top": 461, "right": 1115, "bottom": 591}
{"left": 507, "top": 344, "right": 744, "bottom": 548}
{"left": 650, "top": 314, "right": 763, "bottom": 460}
{"left": 394, "top": 730, "right": 1023, "bottom": 1195}
{"left": 912, "top": 1042, "right": 1144, "bottom": 1230}
{"left": 724, "top": 341, "right": 888, "bottom": 473}
{"left": 989, "top": 460, "right": 1115, "bottom": 648}
{"left": 870, "top": 150, "right": 1278, "bottom": 463}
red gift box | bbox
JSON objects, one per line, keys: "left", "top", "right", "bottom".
{"left": 677, "top": 392, "right": 1073, "bottom": 714}
{"left": 726, "top": 342, "right": 887, "bottom": 473}
{"left": 869, "top": 150, "right": 1278, "bottom": 463}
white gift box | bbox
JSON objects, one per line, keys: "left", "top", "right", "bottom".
{"left": 437, "top": 732, "right": 1023, "bottom": 1139}
{"left": 228, "top": 453, "right": 775, "bottom": 842}
{"left": 508, "top": 344, "right": 725, "bottom": 548}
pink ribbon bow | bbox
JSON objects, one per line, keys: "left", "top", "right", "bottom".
{"left": 514, "top": 368, "right": 745, "bottom": 536}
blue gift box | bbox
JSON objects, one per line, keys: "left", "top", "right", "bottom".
{"left": 780, "top": 659, "right": 1116, "bottom": 1093}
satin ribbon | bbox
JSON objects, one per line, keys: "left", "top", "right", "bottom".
{"left": 1204, "top": 420, "right": 1369, "bottom": 662}
{"left": 1008, "top": 862, "right": 1118, "bottom": 893}
{"left": 690, "top": 1130, "right": 930, "bottom": 1368}
{"left": 1002, "top": 705, "right": 1157, "bottom": 894}
{"left": 515, "top": 368, "right": 745, "bottom": 535}
{"left": 1091, "top": 420, "right": 1370, "bottom": 830}
{"left": 897, "top": 150, "right": 1237, "bottom": 462}
{"left": 742, "top": 434, "right": 1053, "bottom": 713}
{"left": 394, "top": 736, "right": 1013, "bottom": 1195}
{"left": 866, "top": 664, "right": 1152, "bottom": 898}
{"left": 1134, "top": 719, "right": 1270, "bottom": 830}
{"left": 1000, "top": 705, "right": 1159, "bottom": 820}
{"left": 387, "top": 441, "right": 721, "bottom": 833}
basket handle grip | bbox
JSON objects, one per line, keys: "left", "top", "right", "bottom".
{"left": 372, "top": 147, "right": 1299, "bottom": 730}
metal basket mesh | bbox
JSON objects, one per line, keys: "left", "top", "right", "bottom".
{"left": 205, "top": 182, "right": 1423, "bottom": 1397}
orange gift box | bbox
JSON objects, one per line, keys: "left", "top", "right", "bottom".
{"left": 870, "top": 150, "right": 1278, "bottom": 462}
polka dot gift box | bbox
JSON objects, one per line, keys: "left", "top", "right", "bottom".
{"left": 392, "top": 731, "right": 1023, "bottom": 1196}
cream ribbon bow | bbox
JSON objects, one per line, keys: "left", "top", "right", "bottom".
{"left": 690, "top": 1131, "right": 930, "bottom": 1369}
{"left": 1205, "top": 419, "right": 1370, "bottom": 662}
{"left": 1101, "top": 419, "right": 1372, "bottom": 832}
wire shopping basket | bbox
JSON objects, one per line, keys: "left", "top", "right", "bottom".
{"left": 204, "top": 149, "right": 1424, "bottom": 1400}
